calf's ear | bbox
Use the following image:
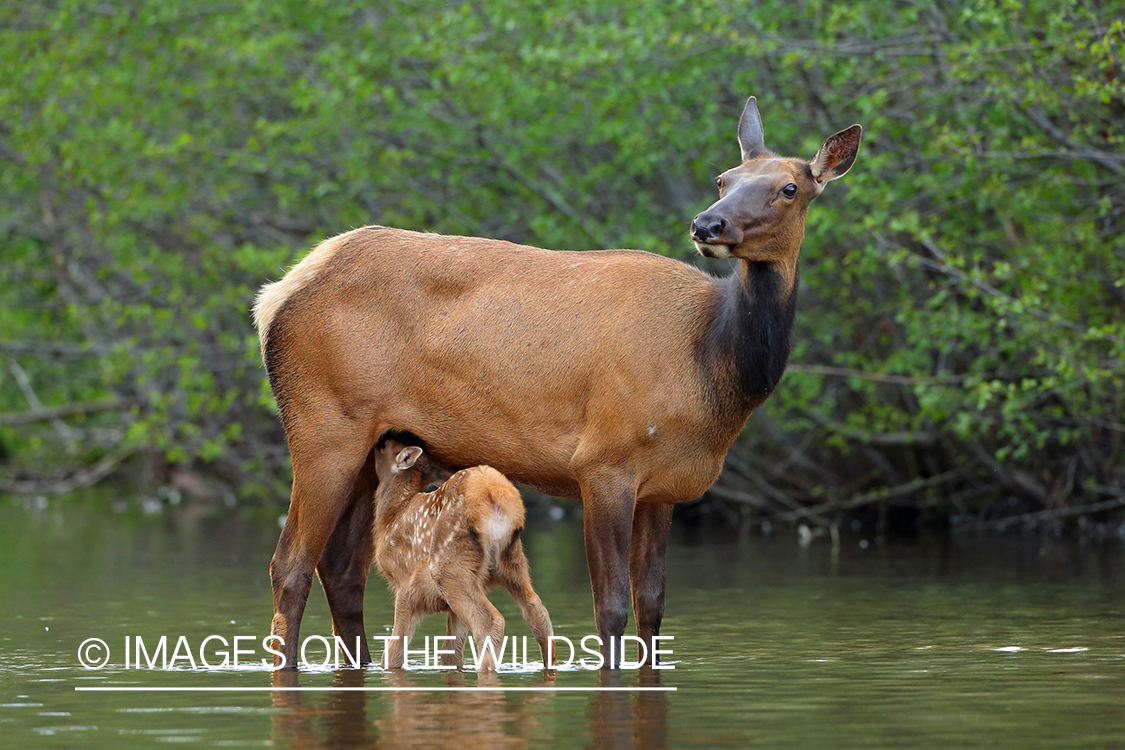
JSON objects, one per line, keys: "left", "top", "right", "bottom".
{"left": 393, "top": 446, "right": 424, "bottom": 472}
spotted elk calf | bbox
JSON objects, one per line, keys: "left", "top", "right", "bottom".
{"left": 372, "top": 437, "right": 554, "bottom": 671}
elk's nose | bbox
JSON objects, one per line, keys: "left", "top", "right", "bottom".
{"left": 691, "top": 214, "right": 726, "bottom": 243}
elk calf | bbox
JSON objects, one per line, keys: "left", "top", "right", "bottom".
{"left": 372, "top": 437, "right": 554, "bottom": 671}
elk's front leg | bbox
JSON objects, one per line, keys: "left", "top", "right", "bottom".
{"left": 630, "top": 502, "right": 674, "bottom": 666}
{"left": 578, "top": 468, "right": 636, "bottom": 669}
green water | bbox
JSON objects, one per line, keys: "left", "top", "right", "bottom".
{"left": 1, "top": 494, "right": 1123, "bottom": 748}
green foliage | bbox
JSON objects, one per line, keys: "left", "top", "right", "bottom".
{"left": 762, "top": 1, "right": 1125, "bottom": 513}
{"left": 1, "top": 0, "right": 1122, "bottom": 518}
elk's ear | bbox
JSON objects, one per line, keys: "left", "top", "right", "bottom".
{"left": 809, "top": 124, "right": 862, "bottom": 190}
{"left": 738, "top": 96, "right": 766, "bottom": 161}
{"left": 393, "top": 446, "right": 424, "bottom": 472}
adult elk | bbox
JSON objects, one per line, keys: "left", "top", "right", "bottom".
{"left": 255, "top": 96, "right": 861, "bottom": 668}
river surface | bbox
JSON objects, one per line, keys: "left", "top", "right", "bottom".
{"left": 1, "top": 493, "right": 1123, "bottom": 748}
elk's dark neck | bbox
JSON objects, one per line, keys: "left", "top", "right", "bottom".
{"left": 704, "top": 260, "right": 798, "bottom": 412}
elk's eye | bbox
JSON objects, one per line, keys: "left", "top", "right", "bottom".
{"left": 716, "top": 176, "right": 724, "bottom": 190}
{"left": 782, "top": 183, "right": 798, "bottom": 198}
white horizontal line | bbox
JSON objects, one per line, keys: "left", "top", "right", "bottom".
{"left": 75, "top": 686, "right": 676, "bottom": 693}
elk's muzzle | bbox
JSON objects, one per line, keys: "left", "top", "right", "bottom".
{"left": 690, "top": 211, "right": 743, "bottom": 249}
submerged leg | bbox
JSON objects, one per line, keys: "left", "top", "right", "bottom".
{"left": 271, "top": 422, "right": 374, "bottom": 670}
{"left": 578, "top": 468, "right": 636, "bottom": 669}
{"left": 499, "top": 540, "right": 555, "bottom": 667}
{"left": 316, "top": 451, "right": 381, "bottom": 666}
{"left": 630, "top": 502, "right": 674, "bottom": 666}
{"left": 383, "top": 586, "right": 426, "bottom": 670}
{"left": 441, "top": 571, "right": 506, "bottom": 672}
{"left": 442, "top": 612, "right": 469, "bottom": 668}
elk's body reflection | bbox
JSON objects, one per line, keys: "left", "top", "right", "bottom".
{"left": 271, "top": 669, "right": 370, "bottom": 748}
{"left": 270, "top": 668, "right": 668, "bottom": 749}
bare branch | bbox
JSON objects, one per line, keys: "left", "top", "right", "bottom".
{"left": 985, "top": 490, "right": 1125, "bottom": 531}
{"left": 801, "top": 409, "right": 939, "bottom": 447}
{"left": 773, "top": 466, "right": 972, "bottom": 523}
{"left": 7, "top": 360, "right": 83, "bottom": 441}
{"left": 788, "top": 364, "right": 966, "bottom": 386}
{"left": 0, "top": 341, "right": 113, "bottom": 357}
{"left": 0, "top": 398, "right": 141, "bottom": 427}
{"left": 0, "top": 449, "right": 136, "bottom": 495}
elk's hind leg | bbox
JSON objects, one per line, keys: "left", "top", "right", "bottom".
{"left": 315, "top": 450, "right": 381, "bottom": 666}
{"left": 270, "top": 415, "right": 376, "bottom": 670}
